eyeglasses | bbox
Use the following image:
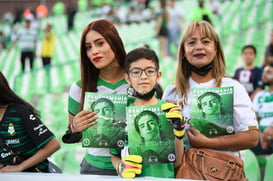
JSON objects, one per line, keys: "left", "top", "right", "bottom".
{"left": 128, "top": 67, "right": 158, "bottom": 77}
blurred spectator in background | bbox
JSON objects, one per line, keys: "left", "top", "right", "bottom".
{"left": 41, "top": 24, "right": 55, "bottom": 68}
{"left": 155, "top": 0, "right": 169, "bottom": 59}
{"left": 0, "top": 31, "right": 7, "bottom": 50}
{"left": 139, "top": 0, "right": 151, "bottom": 9}
{"left": 3, "top": 11, "right": 14, "bottom": 25}
{"left": 24, "top": 9, "right": 40, "bottom": 32}
{"left": 145, "top": 0, "right": 151, "bottom": 9}
{"left": 209, "top": 0, "right": 220, "bottom": 17}
{"left": 13, "top": 8, "right": 23, "bottom": 25}
{"left": 126, "top": 4, "right": 141, "bottom": 24}
{"left": 191, "top": 0, "right": 213, "bottom": 25}
{"left": 251, "top": 63, "right": 273, "bottom": 155}
{"left": 263, "top": 30, "right": 273, "bottom": 67}
{"left": 2, "top": 12, "right": 14, "bottom": 48}
{"left": 36, "top": 4, "right": 49, "bottom": 19}
{"left": 100, "top": 3, "right": 112, "bottom": 17}
{"left": 105, "top": 6, "right": 120, "bottom": 24}
{"left": 66, "top": 1, "right": 77, "bottom": 32}
{"left": 9, "top": 19, "right": 38, "bottom": 72}
{"left": 233, "top": 45, "right": 263, "bottom": 100}
{"left": 167, "top": 0, "right": 185, "bottom": 59}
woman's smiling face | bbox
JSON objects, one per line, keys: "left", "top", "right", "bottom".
{"left": 184, "top": 28, "right": 216, "bottom": 68}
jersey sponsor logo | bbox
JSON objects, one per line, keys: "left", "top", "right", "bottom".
{"left": 39, "top": 128, "right": 48, "bottom": 136}
{"left": 33, "top": 124, "right": 44, "bottom": 131}
{"left": 7, "top": 139, "right": 20, "bottom": 144}
{"left": 29, "top": 114, "right": 36, "bottom": 120}
{"left": 0, "top": 152, "right": 12, "bottom": 159}
{"left": 33, "top": 124, "right": 48, "bottom": 136}
{"left": 8, "top": 123, "right": 16, "bottom": 136}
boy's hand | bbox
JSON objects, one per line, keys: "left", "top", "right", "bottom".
{"left": 117, "top": 155, "right": 142, "bottom": 179}
{"left": 161, "top": 103, "right": 186, "bottom": 139}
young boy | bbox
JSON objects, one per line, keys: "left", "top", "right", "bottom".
{"left": 110, "top": 47, "right": 185, "bottom": 178}
{"left": 233, "top": 45, "right": 263, "bottom": 100}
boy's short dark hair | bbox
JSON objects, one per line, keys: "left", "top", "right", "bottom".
{"left": 241, "top": 44, "right": 257, "bottom": 55}
{"left": 125, "top": 47, "right": 159, "bottom": 72}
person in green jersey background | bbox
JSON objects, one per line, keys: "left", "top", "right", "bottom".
{"left": 62, "top": 19, "right": 128, "bottom": 175}
{"left": 110, "top": 47, "right": 185, "bottom": 179}
{"left": 191, "top": 0, "right": 213, "bottom": 25}
{"left": 0, "top": 72, "right": 60, "bottom": 172}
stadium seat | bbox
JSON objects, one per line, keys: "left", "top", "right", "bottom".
{"left": 256, "top": 155, "right": 267, "bottom": 167}
{"left": 51, "top": 144, "right": 84, "bottom": 174}
{"left": 263, "top": 154, "right": 273, "bottom": 181}
{"left": 244, "top": 149, "right": 261, "bottom": 181}
{"left": 78, "top": 0, "right": 88, "bottom": 12}
{"left": 52, "top": 1, "right": 65, "bottom": 16}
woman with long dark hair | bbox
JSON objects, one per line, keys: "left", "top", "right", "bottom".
{"left": 0, "top": 72, "right": 60, "bottom": 172}
{"left": 62, "top": 19, "right": 128, "bottom": 175}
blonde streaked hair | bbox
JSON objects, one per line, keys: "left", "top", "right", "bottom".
{"left": 175, "top": 20, "right": 226, "bottom": 107}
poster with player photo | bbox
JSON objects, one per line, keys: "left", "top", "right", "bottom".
{"left": 82, "top": 92, "right": 127, "bottom": 148}
{"left": 190, "top": 86, "right": 234, "bottom": 138}
{"left": 127, "top": 104, "right": 176, "bottom": 164}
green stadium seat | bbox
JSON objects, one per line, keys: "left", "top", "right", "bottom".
{"left": 91, "top": 0, "right": 103, "bottom": 7}
{"left": 264, "top": 154, "right": 273, "bottom": 181}
{"left": 51, "top": 144, "right": 84, "bottom": 174}
{"left": 78, "top": 0, "right": 88, "bottom": 12}
{"left": 256, "top": 155, "right": 267, "bottom": 167}
{"left": 52, "top": 1, "right": 65, "bottom": 16}
{"left": 244, "top": 149, "right": 261, "bottom": 181}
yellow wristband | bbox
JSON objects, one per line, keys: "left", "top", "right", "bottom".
{"left": 174, "top": 129, "right": 185, "bottom": 137}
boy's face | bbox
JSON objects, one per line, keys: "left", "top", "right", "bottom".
{"left": 125, "top": 58, "right": 161, "bottom": 95}
{"left": 242, "top": 47, "right": 256, "bottom": 65}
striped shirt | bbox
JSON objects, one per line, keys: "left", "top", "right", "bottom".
{"left": 15, "top": 27, "right": 37, "bottom": 51}
{"left": 0, "top": 103, "right": 55, "bottom": 171}
{"left": 68, "top": 78, "right": 128, "bottom": 170}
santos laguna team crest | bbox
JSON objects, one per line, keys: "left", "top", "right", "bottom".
{"left": 8, "top": 122, "right": 16, "bottom": 136}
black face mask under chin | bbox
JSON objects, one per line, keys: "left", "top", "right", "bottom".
{"left": 127, "top": 87, "right": 156, "bottom": 100}
{"left": 263, "top": 82, "right": 273, "bottom": 86}
{"left": 186, "top": 60, "right": 214, "bottom": 76}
